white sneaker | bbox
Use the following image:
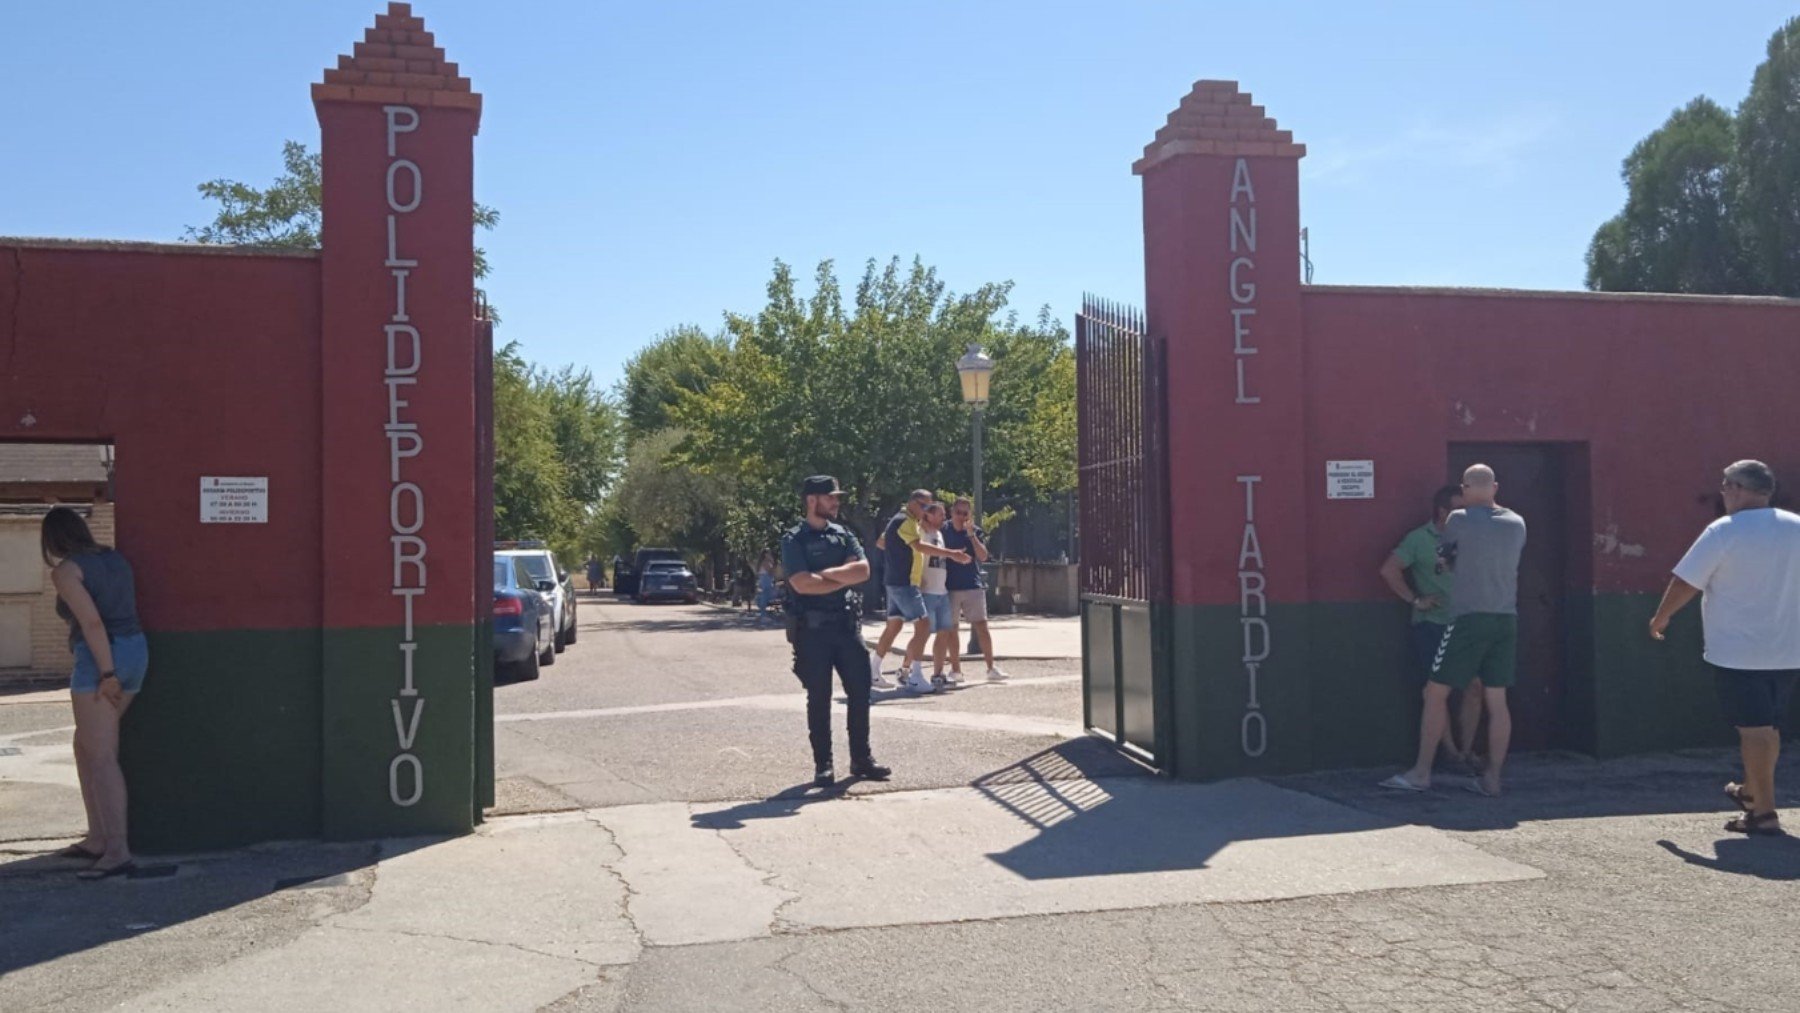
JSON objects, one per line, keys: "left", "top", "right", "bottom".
{"left": 985, "top": 667, "right": 1008, "bottom": 682}
{"left": 943, "top": 670, "right": 965, "bottom": 687}
{"left": 903, "top": 666, "right": 936, "bottom": 694}
{"left": 869, "top": 652, "right": 895, "bottom": 690}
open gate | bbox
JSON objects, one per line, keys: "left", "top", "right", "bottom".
{"left": 1076, "top": 296, "right": 1172, "bottom": 769}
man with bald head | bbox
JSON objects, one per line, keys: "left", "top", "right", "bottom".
{"left": 1383, "top": 464, "right": 1527, "bottom": 796}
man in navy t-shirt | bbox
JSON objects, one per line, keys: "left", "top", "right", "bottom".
{"left": 940, "top": 497, "right": 1006, "bottom": 681}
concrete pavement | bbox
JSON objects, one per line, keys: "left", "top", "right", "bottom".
{"left": 5, "top": 597, "right": 1800, "bottom": 1012}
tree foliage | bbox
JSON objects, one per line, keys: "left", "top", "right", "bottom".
{"left": 654, "top": 256, "right": 1074, "bottom": 562}
{"left": 186, "top": 140, "right": 500, "bottom": 295}
{"left": 1587, "top": 18, "right": 1800, "bottom": 295}
{"left": 618, "top": 325, "right": 732, "bottom": 442}
{"left": 1737, "top": 16, "right": 1800, "bottom": 295}
{"left": 492, "top": 345, "right": 622, "bottom": 561}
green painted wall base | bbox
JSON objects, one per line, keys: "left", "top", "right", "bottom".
{"left": 1145, "top": 593, "right": 1784, "bottom": 782}
{"left": 123, "top": 630, "right": 324, "bottom": 853}
{"left": 322, "top": 624, "right": 477, "bottom": 841}
{"left": 118, "top": 623, "right": 485, "bottom": 853}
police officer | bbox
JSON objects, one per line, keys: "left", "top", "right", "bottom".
{"left": 782, "top": 475, "right": 893, "bottom": 787}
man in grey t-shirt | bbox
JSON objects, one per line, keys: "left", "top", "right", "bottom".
{"left": 1383, "top": 464, "right": 1527, "bottom": 797}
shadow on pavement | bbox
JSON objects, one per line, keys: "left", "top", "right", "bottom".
{"left": 1658, "top": 836, "right": 1800, "bottom": 880}
{"left": 690, "top": 780, "right": 850, "bottom": 830}
{"left": 1272, "top": 748, "right": 1800, "bottom": 834}
{"left": 0, "top": 835, "right": 440, "bottom": 981}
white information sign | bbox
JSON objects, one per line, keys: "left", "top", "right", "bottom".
{"left": 1325, "top": 460, "right": 1374, "bottom": 500}
{"left": 200, "top": 476, "right": 269, "bottom": 524}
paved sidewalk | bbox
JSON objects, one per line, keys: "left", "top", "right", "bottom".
{"left": 1, "top": 772, "right": 1539, "bottom": 1012}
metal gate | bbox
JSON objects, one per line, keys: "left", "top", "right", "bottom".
{"left": 1076, "top": 296, "right": 1171, "bottom": 769}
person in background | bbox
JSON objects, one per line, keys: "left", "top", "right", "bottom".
{"left": 941, "top": 496, "right": 1007, "bottom": 681}
{"left": 871, "top": 490, "right": 937, "bottom": 690}
{"left": 755, "top": 551, "right": 780, "bottom": 619}
{"left": 1651, "top": 459, "right": 1800, "bottom": 836}
{"left": 584, "top": 556, "right": 604, "bottom": 595}
{"left": 1378, "top": 484, "right": 1480, "bottom": 770}
{"left": 42, "top": 506, "right": 149, "bottom": 880}
{"left": 910, "top": 503, "right": 963, "bottom": 690}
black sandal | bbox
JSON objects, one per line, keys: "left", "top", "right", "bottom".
{"left": 1724, "top": 811, "right": 1785, "bottom": 836}
{"left": 53, "top": 843, "right": 104, "bottom": 860}
{"left": 76, "top": 860, "right": 136, "bottom": 881}
{"left": 1724, "top": 782, "right": 1754, "bottom": 813}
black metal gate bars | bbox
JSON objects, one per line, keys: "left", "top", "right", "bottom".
{"left": 1075, "top": 296, "right": 1170, "bottom": 767}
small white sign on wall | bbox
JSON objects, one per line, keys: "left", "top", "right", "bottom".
{"left": 1326, "top": 460, "right": 1375, "bottom": 500}
{"left": 200, "top": 476, "right": 269, "bottom": 524}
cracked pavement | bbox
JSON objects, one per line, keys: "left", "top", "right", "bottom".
{"left": 5, "top": 598, "right": 1800, "bottom": 1012}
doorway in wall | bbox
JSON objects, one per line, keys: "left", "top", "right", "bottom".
{"left": 1447, "top": 442, "right": 1591, "bottom": 752}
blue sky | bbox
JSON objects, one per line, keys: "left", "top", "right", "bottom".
{"left": 4, "top": 3, "right": 1791, "bottom": 387}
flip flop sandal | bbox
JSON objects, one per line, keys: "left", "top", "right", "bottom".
{"left": 1379, "top": 774, "right": 1427, "bottom": 792}
{"left": 1724, "top": 812, "right": 1785, "bottom": 836}
{"left": 1724, "top": 782, "right": 1754, "bottom": 813}
{"left": 76, "top": 861, "right": 136, "bottom": 881}
{"left": 54, "top": 843, "right": 103, "bottom": 860}
{"left": 1464, "top": 779, "right": 1501, "bottom": 798}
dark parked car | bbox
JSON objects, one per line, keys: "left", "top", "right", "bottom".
{"left": 615, "top": 546, "right": 685, "bottom": 597}
{"left": 636, "top": 560, "right": 699, "bottom": 604}
{"left": 493, "top": 556, "right": 555, "bottom": 682}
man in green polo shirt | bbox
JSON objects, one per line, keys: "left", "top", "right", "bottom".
{"left": 1378, "top": 484, "right": 1483, "bottom": 769}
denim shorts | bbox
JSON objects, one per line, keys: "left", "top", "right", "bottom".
{"left": 886, "top": 584, "right": 926, "bottom": 621}
{"left": 922, "top": 592, "right": 953, "bottom": 634}
{"left": 71, "top": 633, "right": 150, "bottom": 695}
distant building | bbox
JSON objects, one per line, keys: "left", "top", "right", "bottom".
{"left": 0, "top": 444, "right": 113, "bottom": 681}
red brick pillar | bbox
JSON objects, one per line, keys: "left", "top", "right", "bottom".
{"left": 1136, "top": 82, "right": 1312, "bottom": 777}
{"left": 313, "top": 2, "right": 484, "bottom": 838}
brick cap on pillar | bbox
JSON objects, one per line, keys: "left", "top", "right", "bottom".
{"left": 312, "top": 2, "right": 482, "bottom": 129}
{"left": 1132, "top": 80, "right": 1304, "bottom": 175}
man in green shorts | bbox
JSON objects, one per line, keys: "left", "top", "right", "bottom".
{"left": 1382, "top": 464, "right": 1526, "bottom": 796}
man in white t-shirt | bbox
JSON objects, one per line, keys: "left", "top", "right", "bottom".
{"left": 1650, "top": 459, "right": 1800, "bottom": 836}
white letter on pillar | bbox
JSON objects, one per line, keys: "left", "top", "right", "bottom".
{"left": 385, "top": 324, "right": 421, "bottom": 376}
{"left": 391, "top": 535, "right": 427, "bottom": 588}
{"left": 1236, "top": 475, "right": 1262, "bottom": 522}
{"left": 1238, "top": 571, "right": 1267, "bottom": 616}
{"left": 383, "top": 105, "right": 420, "bottom": 158}
{"left": 386, "top": 160, "right": 422, "bottom": 214}
{"left": 1229, "top": 257, "right": 1257, "bottom": 304}
{"left": 1230, "top": 158, "right": 1256, "bottom": 203}
{"left": 1231, "top": 308, "right": 1257, "bottom": 354}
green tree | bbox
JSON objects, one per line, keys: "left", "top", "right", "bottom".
{"left": 186, "top": 140, "right": 500, "bottom": 302}
{"left": 609, "top": 428, "right": 735, "bottom": 560}
{"left": 186, "top": 141, "right": 323, "bottom": 248}
{"left": 618, "top": 325, "right": 732, "bottom": 442}
{"left": 1585, "top": 97, "right": 1750, "bottom": 293}
{"left": 1736, "top": 16, "right": 1800, "bottom": 295}
{"left": 491, "top": 344, "right": 572, "bottom": 545}
{"left": 1586, "top": 19, "right": 1800, "bottom": 295}
{"left": 669, "top": 256, "right": 1070, "bottom": 560}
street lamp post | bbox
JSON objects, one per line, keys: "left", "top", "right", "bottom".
{"left": 956, "top": 344, "right": 994, "bottom": 658}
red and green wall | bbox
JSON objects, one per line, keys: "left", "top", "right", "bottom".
{"left": 0, "top": 5, "right": 492, "bottom": 850}
{"left": 1129, "top": 81, "right": 1800, "bottom": 781}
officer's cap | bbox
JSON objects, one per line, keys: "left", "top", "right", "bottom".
{"left": 800, "top": 475, "right": 847, "bottom": 497}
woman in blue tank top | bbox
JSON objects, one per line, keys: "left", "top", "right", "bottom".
{"left": 42, "top": 506, "right": 148, "bottom": 880}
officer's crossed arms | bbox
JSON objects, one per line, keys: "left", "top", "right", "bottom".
{"left": 789, "top": 558, "right": 868, "bottom": 595}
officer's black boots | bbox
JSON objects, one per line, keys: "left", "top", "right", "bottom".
{"left": 813, "top": 763, "right": 835, "bottom": 787}
{"left": 850, "top": 757, "right": 892, "bottom": 781}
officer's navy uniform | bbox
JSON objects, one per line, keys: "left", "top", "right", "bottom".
{"left": 781, "top": 477, "right": 887, "bottom": 783}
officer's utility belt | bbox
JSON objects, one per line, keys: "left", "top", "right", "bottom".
{"left": 799, "top": 609, "right": 854, "bottom": 629}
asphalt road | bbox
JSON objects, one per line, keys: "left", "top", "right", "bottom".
{"left": 492, "top": 595, "right": 1137, "bottom": 814}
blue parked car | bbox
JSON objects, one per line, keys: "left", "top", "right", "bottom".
{"left": 494, "top": 556, "right": 555, "bottom": 682}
